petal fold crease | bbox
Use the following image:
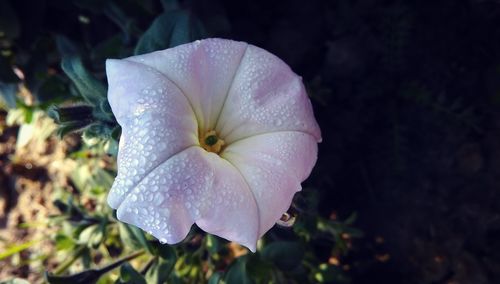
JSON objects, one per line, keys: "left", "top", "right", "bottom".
{"left": 106, "top": 59, "right": 198, "bottom": 208}
{"left": 125, "top": 39, "right": 248, "bottom": 132}
{"left": 216, "top": 45, "right": 322, "bottom": 143}
{"left": 116, "top": 146, "right": 260, "bottom": 251}
{"left": 222, "top": 131, "right": 318, "bottom": 237}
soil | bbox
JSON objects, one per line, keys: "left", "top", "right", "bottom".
{"left": 0, "top": 111, "right": 78, "bottom": 283}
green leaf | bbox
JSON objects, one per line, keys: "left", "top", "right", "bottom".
{"left": 55, "top": 121, "right": 94, "bottom": 138}
{"left": 111, "top": 126, "right": 121, "bottom": 140}
{"left": 168, "top": 11, "right": 205, "bottom": 48}
{"left": 95, "top": 100, "right": 114, "bottom": 122}
{"left": 118, "top": 223, "right": 143, "bottom": 250}
{"left": 83, "top": 123, "right": 115, "bottom": 139}
{"left": 145, "top": 258, "right": 175, "bottom": 284}
{"left": 245, "top": 254, "right": 272, "bottom": 281}
{"left": 118, "top": 223, "right": 153, "bottom": 254}
{"left": 60, "top": 56, "right": 106, "bottom": 105}
{"left": 0, "top": 83, "right": 18, "bottom": 109}
{"left": 206, "top": 234, "right": 222, "bottom": 254}
{"left": 104, "top": 138, "right": 119, "bottom": 156}
{"left": 55, "top": 234, "right": 76, "bottom": 250}
{"left": 134, "top": 10, "right": 205, "bottom": 55}
{"left": 91, "top": 34, "right": 126, "bottom": 63}
{"left": 155, "top": 243, "right": 176, "bottom": 261}
{"left": 92, "top": 168, "right": 115, "bottom": 189}
{"left": 119, "top": 263, "right": 146, "bottom": 284}
{"left": 78, "top": 225, "right": 98, "bottom": 244}
{"left": 146, "top": 244, "right": 176, "bottom": 281}
{"left": 0, "top": 240, "right": 39, "bottom": 261}
{"left": 208, "top": 271, "right": 222, "bottom": 284}
{"left": 103, "top": 1, "right": 140, "bottom": 42}
{"left": 77, "top": 222, "right": 106, "bottom": 249}
{"left": 93, "top": 221, "right": 107, "bottom": 248}
{"left": 223, "top": 256, "right": 253, "bottom": 284}
{"left": 130, "top": 227, "right": 153, "bottom": 254}
{"left": 261, "top": 241, "right": 304, "bottom": 271}
{"left": 18, "top": 103, "right": 34, "bottom": 123}
{"left": 47, "top": 105, "right": 94, "bottom": 124}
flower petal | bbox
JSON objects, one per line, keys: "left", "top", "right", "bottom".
{"left": 107, "top": 39, "right": 322, "bottom": 250}
{"left": 116, "top": 146, "right": 260, "bottom": 251}
{"left": 196, "top": 153, "right": 260, "bottom": 251}
{"left": 106, "top": 59, "right": 198, "bottom": 208}
{"left": 215, "top": 44, "right": 322, "bottom": 143}
{"left": 124, "top": 38, "right": 248, "bottom": 132}
{"left": 222, "top": 131, "right": 318, "bottom": 237}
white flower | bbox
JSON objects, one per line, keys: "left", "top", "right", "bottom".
{"left": 106, "top": 38, "right": 321, "bottom": 251}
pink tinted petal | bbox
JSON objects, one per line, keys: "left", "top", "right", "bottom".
{"left": 107, "top": 39, "right": 322, "bottom": 250}
{"left": 196, "top": 153, "right": 259, "bottom": 251}
{"left": 125, "top": 39, "right": 248, "bottom": 132}
{"left": 106, "top": 59, "right": 198, "bottom": 209}
{"left": 116, "top": 146, "right": 205, "bottom": 244}
{"left": 116, "top": 146, "right": 259, "bottom": 251}
{"left": 222, "top": 131, "right": 318, "bottom": 237}
{"left": 216, "top": 44, "right": 321, "bottom": 143}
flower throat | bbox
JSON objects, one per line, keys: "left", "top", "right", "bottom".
{"left": 200, "top": 130, "right": 225, "bottom": 154}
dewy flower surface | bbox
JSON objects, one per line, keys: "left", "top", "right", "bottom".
{"left": 106, "top": 38, "right": 322, "bottom": 251}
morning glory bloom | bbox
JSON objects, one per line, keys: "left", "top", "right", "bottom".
{"left": 106, "top": 38, "right": 321, "bottom": 252}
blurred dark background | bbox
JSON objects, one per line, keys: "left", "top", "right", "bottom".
{"left": 216, "top": 1, "right": 500, "bottom": 283}
{"left": 2, "top": 0, "right": 500, "bottom": 283}
{"left": 223, "top": 1, "right": 500, "bottom": 283}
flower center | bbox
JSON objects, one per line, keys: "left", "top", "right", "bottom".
{"left": 200, "top": 130, "right": 225, "bottom": 154}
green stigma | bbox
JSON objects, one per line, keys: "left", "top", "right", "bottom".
{"left": 204, "top": 135, "right": 218, "bottom": 146}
